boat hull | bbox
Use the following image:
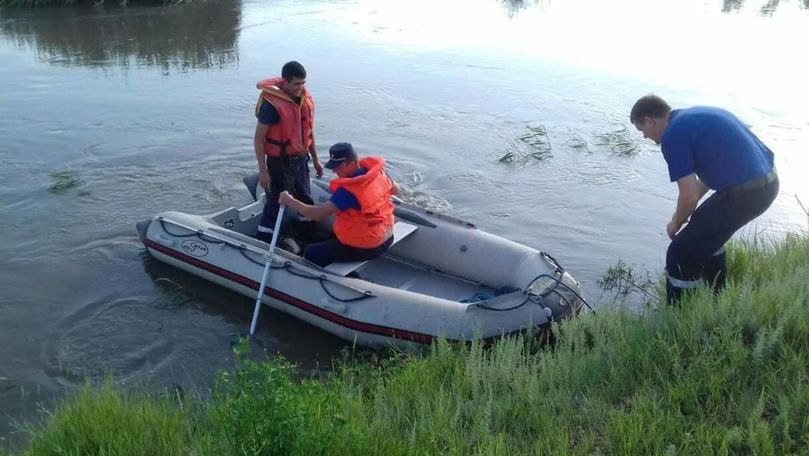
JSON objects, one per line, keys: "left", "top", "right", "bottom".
{"left": 138, "top": 180, "right": 585, "bottom": 348}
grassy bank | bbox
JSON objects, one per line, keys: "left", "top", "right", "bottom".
{"left": 8, "top": 234, "right": 809, "bottom": 455}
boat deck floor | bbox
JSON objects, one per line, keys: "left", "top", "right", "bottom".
{"left": 353, "top": 254, "right": 495, "bottom": 302}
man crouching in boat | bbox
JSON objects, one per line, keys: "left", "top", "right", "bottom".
{"left": 279, "top": 142, "right": 401, "bottom": 267}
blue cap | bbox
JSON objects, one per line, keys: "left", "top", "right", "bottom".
{"left": 325, "top": 142, "right": 357, "bottom": 169}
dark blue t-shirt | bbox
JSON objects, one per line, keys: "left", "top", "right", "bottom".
{"left": 661, "top": 106, "right": 774, "bottom": 191}
{"left": 256, "top": 99, "right": 281, "bottom": 125}
{"left": 329, "top": 167, "right": 368, "bottom": 211}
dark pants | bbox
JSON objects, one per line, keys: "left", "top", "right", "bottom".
{"left": 258, "top": 154, "right": 311, "bottom": 236}
{"left": 666, "top": 176, "right": 779, "bottom": 303}
{"left": 304, "top": 236, "right": 394, "bottom": 268}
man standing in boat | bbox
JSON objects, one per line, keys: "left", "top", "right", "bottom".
{"left": 279, "top": 142, "right": 401, "bottom": 267}
{"left": 253, "top": 61, "right": 324, "bottom": 249}
{"left": 630, "top": 94, "right": 778, "bottom": 303}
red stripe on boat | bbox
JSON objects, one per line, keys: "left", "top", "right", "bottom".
{"left": 144, "top": 239, "right": 436, "bottom": 344}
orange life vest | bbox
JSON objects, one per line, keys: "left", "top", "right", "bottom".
{"left": 255, "top": 77, "right": 315, "bottom": 158}
{"left": 330, "top": 157, "right": 395, "bottom": 249}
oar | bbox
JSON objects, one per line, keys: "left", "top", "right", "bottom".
{"left": 249, "top": 204, "right": 286, "bottom": 336}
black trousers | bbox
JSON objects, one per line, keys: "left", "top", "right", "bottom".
{"left": 304, "top": 235, "right": 394, "bottom": 268}
{"left": 666, "top": 176, "right": 779, "bottom": 303}
{"left": 258, "top": 154, "right": 312, "bottom": 233}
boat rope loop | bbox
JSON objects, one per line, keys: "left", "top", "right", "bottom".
{"left": 238, "top": 247, "right": 374, "bottom": 303}
{"left": 525, "top": 273, "right": 594, "bottom": 315}
{"left": 473, "top": 271, "right": 574, "bottom": 314}
{"left": 281, "top": 262, "right": 374, "bottom": 303}
{"left": 159, "top": 218, "right": 227, "bottom": 244}
{"left": 473, "top": 295, "right": 533, "bottom": 312}
{"left": 474, "top": 265, "right": 593, "bottom": 316}
{"left": 158, "top": 218, "right": 375, "bottom": 303}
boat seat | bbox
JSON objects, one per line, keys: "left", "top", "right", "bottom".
{"left": 325, "top": 221, "right": 418, "bottom": 276}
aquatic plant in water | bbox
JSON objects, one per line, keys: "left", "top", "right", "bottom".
{"left": 499, "top": 124, "right": 552, "bottom": 163}
{"left": 567, "top": 134, "right": 590, "bottom": 152}
{"left": 48, "top": 169, "right": 82, "bottom": 194}
{"left": 598, "top": 259, "right": 661, "bottom": 305}
{"left": 594, "top": 126, "right": 639, "bottom": 156}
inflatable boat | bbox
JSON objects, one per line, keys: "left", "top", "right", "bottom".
{"left": 136, "top": 177, "right": 586, "bottom": 348}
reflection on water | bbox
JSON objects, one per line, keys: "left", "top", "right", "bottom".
{"left": 0, "top": 0, "right": 241, "bottom": 71}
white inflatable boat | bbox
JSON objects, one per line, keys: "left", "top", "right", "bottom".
{"left": 136, "top": 177, "right": 586, "bottom": 348}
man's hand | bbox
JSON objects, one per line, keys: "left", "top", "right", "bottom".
{"left": 278, "top": 190, "right": 296, "bottom": 208}
{"left": 312, "top": 157, "right": 324, "bottom": 178}
{"left": 259, "top": 171, "right": 271, "bottom": 191}
{"left": 667, "top": 219, "right": 684, "bottom": 240}
{"left": 668, "top": 174, "right": 702, "bottom": 240}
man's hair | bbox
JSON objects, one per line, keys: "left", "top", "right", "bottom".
{"left": 281, "top": 61, "right": 307, "bottom": 81}
{"left": 630, "top": 94, "right": 671, "bottom": 124}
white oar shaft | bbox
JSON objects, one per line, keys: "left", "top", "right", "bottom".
{"left": 249, "top": 205, "right": 286, "bottom": 336}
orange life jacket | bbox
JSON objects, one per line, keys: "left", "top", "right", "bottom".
{"left": 255, "top": 77, "right": 315, "bottom": 157}
{"left": 330, "top": 156, "right": 395, "bottom": 249}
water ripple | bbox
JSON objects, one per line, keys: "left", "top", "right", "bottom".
{"left": 41, "top": 295, "right": 172, "bottom": 386}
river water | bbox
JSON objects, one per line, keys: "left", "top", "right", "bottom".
{"left": 1, "top": 0, "right": 807, "bottom": 444}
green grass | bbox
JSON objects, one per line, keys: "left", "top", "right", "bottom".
{"left": 19, "top": 381, "right": 195, "bottom": 456}
{"left": 8, "top": 233, "right": 809, "bottom": 455}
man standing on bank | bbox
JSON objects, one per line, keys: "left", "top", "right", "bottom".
{"left": 279, "top": 142, "right": 401, "bottom": 268}
{"left": 253, "top": 61, "right": 324, "bottom": 245}
{"left": 630, "top": 94, "right": 779, "bottom": 303}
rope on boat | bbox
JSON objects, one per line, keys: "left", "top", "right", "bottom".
{"left": 159, "top": 218, "right": 227, "bottom": 244}
{"left": 282, "top": 261, "right": 375, "bottom": 303}
{"left": 537, "top": 251, "right": 594, "bottom": 314}
{"left": 157, "top": 218, "right": 375, "bottom": 303}
{"left": 472, "top": 296, "right": 532, "bottom": 313}
{"left": 526, "top": 273, "right": 594, "bottom": 315}
{"left": 474, "top": 270, "right": 593, "bottom": 316}
{"left": 155, "top": 218, "right": 592, "bottom": 309}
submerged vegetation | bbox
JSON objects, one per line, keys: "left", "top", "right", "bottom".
{"left": 47, "top": 170, "right": 82, "bottom": 194}
{"left": 593, "top": 126, "right": 639, "bottom": 157}
{"left": 499, "top": 124, "right": 553, "bottom": 163}
{"left": 598, "top": 258, "right": 660, "bottom": 304}
{"left": 6, "top": 232, "right": 809, "bottom": 454}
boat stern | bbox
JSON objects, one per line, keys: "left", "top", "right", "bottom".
{"left": 526, "top": 270, "right": 587, "bottom": 322}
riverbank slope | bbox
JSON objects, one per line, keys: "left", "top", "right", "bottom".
{"left": 9, "top": 234, "right": 809, "bottom": 455}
